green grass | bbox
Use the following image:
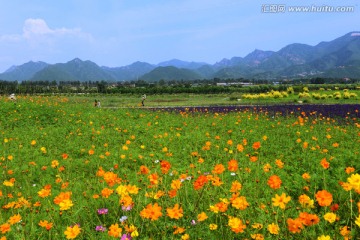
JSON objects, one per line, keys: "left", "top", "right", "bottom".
{"left": 60, "top": 89, "right": 360, "bottom": 109}
{"left": 0, "top": 95, "right": 359, "bottom": 239}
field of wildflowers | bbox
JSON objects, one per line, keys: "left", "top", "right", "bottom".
{"left": 1, "top": 95, "right": 360, "bottom": 239}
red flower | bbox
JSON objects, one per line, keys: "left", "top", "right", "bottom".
{"left": 252, "top": 141, "right": 261, "bottom": 150}
{"left": 193, "top": 175, "right": 209, "bottom": 190}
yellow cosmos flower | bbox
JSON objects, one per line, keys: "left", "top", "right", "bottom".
{"left": 64, "top": 224, "right": 81, "bottom": 239}
{"left": 267, "top": 223, "right": 279, "bottom": 234}
{"left": 59, "top": 199, "right": 73, "bottom": 210}
{"left": 209, "top": 224, "right": 218, "bottom": 230}
{"left": 323, "top": 212, "right": 337, "bottom": 223}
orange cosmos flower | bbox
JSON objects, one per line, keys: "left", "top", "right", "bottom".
{"left": 88, "top": 149, "right": 94, "bottom": 155}
{"left": 140, "top": 203, "right": 162, "bottom": 221}
{"left": 58, "top": 166, "right": 65, "bottom": 172}
{"left": 228, "top": 217, "right": 246, "bottom": 233}
{"left": 101, "top": 188, "right": 114, "bottom": 198}
{"left": 39, "top": 220, "right": 53, "bottom": 230}
{"left": 275, "top": 159, "right": 284, "bottom": 169}
{"left": 171, "top": 179, "right": 182, "bottom": 190}
{"left": 263, "top": 163, "right": 271, "bottom": 172}
{"left": 103, "top": 171, "right": 121, "bottom": 187}
{"left": 298, "top": 212, "right": 319, "bottom": 226}
{"left": 0, "top": 223, "right": 11, "bottom": 234}
{"left": 62, "top": 153, "right": 69, "bottom": 160}
{"left": 227, "top": 159, "right": 238, "bottom": 172}
{"left": 212, "top": 164, "right": 225, "bottom": 174}
{"left": 197, "top": 212, "right": 208, "bottom": 222}
{"left": 96, "top": 167, "right": 105, "bottom": 177}
{"left": 54, "top": 192, "right": 72, "bottom": 205}
{"left": 287, "top": 218, "right": 303, "bottom": 234}
{"left": 51, "top": 160, "right": 59, "bottom": 168}
{"left": 345, "top": 167, "right": 355, "bottom": 174}
{"left": 320, "top": 158, "right": 330, "bottom": 169}
{"left": 148, "top": 173, "right": 159, "bottom": 186}
{"left": 8, "top": 214, "right": 21, "bottom": 225}
{"left": 108, "top": 224, "right": 122, "bottom": 238}
{"left": 173, "top": 226, "right": 185, "bottom": 235}
{"left": 231, "top": 196, "right": 249, "bottom": 210}
{"left": 230, "top": 180, "right": 242, "bottom": 193}
{"left": 160, "top": 160, "right": 171, "bottom": 174}
{"left": 167, "top": 204, "right": 184, "bottom": 219}
{"left": 215, "top": 201, "right": 228, "bottom": 212}
{"left": 191, "top": 151, "right": 199, "bottom": 157}
{"left": 267, "top": 175, "right": 282, "bottom": 189}
{"left": 315, "top": 190, "right": 333, "bottom": 207}
{"left": 252, "top": 141, "right": 261, "bottom": 150}
{"left": 193, "top": 175, "right": 209, "bottom": 190}
{"left": 61, "top": 182, "right": 69, "bottom": 189}
{"left": 340, "top": 226, "right": 351, "bottom": 238}
{"left": 236, "top": 144, "right": 244, "bottom": 152}
{"left": 298, "top": 194, "right": 314, "bottom": 208}
{"left": 38, "top": 188, "right": 51, "bottom": 198}
{"left": 227, "top": 139, "right": 233, "bottom": 146}
{"left": 120, "top": 195, "right": 133, "bottom": 207}
{"left": 168, "top": 189, "right": 177, "bottom": 198}
{"left": 126, "top": 184, "right": 139, "bottom": 194}
{"left": 339, "top": 181, "right": 352, "bottom": 191}
{"left": 302, "top": 173, "right": 311, "bottom": 180}
{"left": 139, "top": 165, "right": 150, "bottom": 175}
{"left": 249, "top": 156, "right": 258, "bottom": 162}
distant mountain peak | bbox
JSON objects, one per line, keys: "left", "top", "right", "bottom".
{"left": 70, "top": 57, "right": 83, "bottom": 62}
{"left": 0, "top": 31, "right": 359, "bottom": 81}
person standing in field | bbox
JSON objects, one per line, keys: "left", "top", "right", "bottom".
{"left": 9, "top": 93, "right": 16, "bottom": 101}
{"left": 141, "top": 94, "right": 147, "bottom": 106}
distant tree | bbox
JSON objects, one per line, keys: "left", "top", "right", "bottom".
{"left": 310, "top": 77, "right": 325, "bottom": 84}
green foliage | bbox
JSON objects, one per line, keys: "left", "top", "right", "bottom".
{"left": 1, "top": 95, "right": 360, "bottom": 239}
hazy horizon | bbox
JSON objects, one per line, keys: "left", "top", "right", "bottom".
{"left": 0, "top": 0, "right": 358, "bottom": 72}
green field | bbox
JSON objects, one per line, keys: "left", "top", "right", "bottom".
{"left": 66, "top": 87, "right": 360, "bottom": 108}
{"left": 0, "top": 95, "right": 360, "bottom": 239}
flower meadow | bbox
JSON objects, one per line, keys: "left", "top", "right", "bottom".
{"left": 1, "top": 95, "right": 360, "bottom": 240}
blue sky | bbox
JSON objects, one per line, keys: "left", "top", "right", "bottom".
{"left": 0, "top": 0, "right": 358, "bottom": 72}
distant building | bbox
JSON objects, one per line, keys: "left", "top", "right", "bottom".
{"left": 216, "top": 82, "right": 253, "bottom": 86}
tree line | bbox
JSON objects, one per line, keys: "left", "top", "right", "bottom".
{"left": 0, "top": 77, "right": 359, "bottom": 95}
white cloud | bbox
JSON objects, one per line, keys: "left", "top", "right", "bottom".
{"left": 23, "top": 18, "right": 53, "bottom": 37}
{"left": 0, "top": 18, "right": 92, "bottom": 44}
{"left": 22, "top": 18, "right": 92, "bottom": 41}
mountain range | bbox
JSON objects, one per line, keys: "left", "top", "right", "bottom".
{"left": 1, "top": 31, "right": 360, "bottom": 82}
